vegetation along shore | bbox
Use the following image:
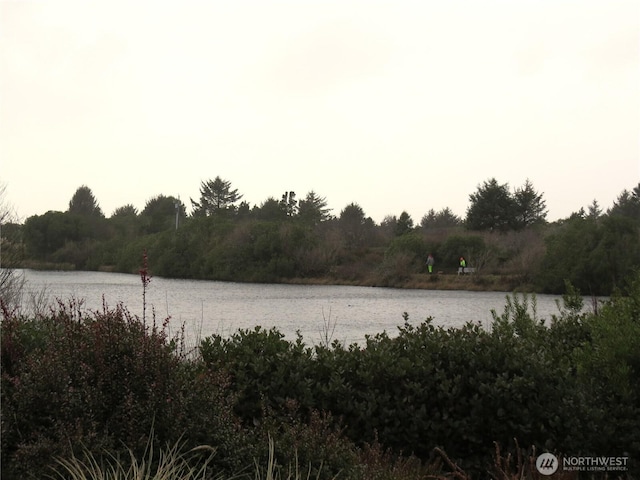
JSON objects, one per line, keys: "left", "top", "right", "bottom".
{"left": 1, "top": 178, "right": 639, "bottom": 478}
{"left": 2, "top": 178, "right": 639, "bottom": 296}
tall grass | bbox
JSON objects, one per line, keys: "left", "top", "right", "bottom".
{"left": 49, "top": 436, "right": 336, "bottom": 480}
{"left": 253, "top": 436, "right": 336, "bottom": 480}
{"left": 49, "top": 434, "right": 218, "bottom": 480}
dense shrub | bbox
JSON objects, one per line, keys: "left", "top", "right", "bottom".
{"left": 198, "top": 275, "right": 640, "bottom": 476}
{"left": 0, "top": 300, "right": 249, "bottom": 479}
{"left": 3, "top": 272, "right": 639, "bottom": 478}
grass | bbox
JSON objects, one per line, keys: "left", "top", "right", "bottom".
{"left": 48, "top": 435, "right": 337, "bottom": 480}
{"left": 282, "top": 272, "right": 527, "bottom": 292}
{"left": 48, "top": 435, "right": 218, "bottom": 480}
{"left": 253, "top": 437, "right": 337, "bottom": 480}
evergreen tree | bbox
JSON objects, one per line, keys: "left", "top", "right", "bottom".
{"left": 110, "top": 204, "right": 139, "bottom": 237}
{"left": 111, "top": 204, "right": 138, "bottom": 217}
{"left": 609, "top": 183, "right": 640, "bottom": 221}
{"left": 395, "top": 211, "right": 414, "bottom": 236}
{"left": 297, "top": 191, "right": 332, "bottom": 224}
{"left": 513, "top": 179, "right": 547, "bottom": 228}
{"left": 68, "top": 185, "right": 104, "bottom": 217}
{"left": 191, "top": 177, "right": 242, "bottom": 216}
{"left": 587, "top": 199, "right": 602, "bottom": 220}
{"left": 339, "top": 202, "right": 370, "bottom": 249}
{"left": 420, "top": 207, "right": 462, "bottom": 229}
{"left": 465, "top": 178, "right": 517, "bottom": 231}
{"left": 254, "top": 197, "right": 286, "bottom": 221}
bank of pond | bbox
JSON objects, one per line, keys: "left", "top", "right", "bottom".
{"left": 9, "top": 203, "right": 640, "bottom": 298}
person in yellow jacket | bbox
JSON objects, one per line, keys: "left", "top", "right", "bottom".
{"left": 459, "top": 256, "right": 466, "bottom": 274}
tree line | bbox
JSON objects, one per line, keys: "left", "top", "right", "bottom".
{"left": 2, "top": 177, "right": 639, "bottom": 296}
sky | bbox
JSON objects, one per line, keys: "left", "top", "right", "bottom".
{"left": 2, "top": 1, "right": 639, "bottom": 224}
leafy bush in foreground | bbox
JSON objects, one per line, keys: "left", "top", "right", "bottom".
{"left": 0, "top": 300, "right": 249, "bottom": 480}
{"left": 199, "top": 274, "right": 640, "bottom": 476}
{"left": 2, "top": 271, "right": 639, "bottom": 478}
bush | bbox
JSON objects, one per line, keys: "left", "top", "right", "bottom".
{"left": 0, "top": 300, "right": 248, "bottom": 479}
{"left": 4, "top": 272, "right": 640, "bottom": 478}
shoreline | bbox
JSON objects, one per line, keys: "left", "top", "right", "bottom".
{"left": 275, "top": 272, "right": 535, "bottom": 293}
{"left": 18, "top": 262, "right": 539, "bottom": 294}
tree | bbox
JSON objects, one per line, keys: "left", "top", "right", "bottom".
{"left": 438, "top": 234, "right": 487, "bottom": 271}
{"left": 537, "top": 214, "right": 640, "bottom": 295}
{"left": 609, "top": 183, "right": 640, "bottom": 221}
{"left": 23, "top": 211, "right": 89, "bottom": 259}
{"left": 68, "top": 185, "right": 104, "bottom": 217}
{"left": 339, "top": 203, "right": 371, "bottom": 249}
{"left": 111, "top": 204, "right": 138, "bottom": 218}
{"left": 587, "top": 199, "right": 602, "bottom": 220}
{"left": 141, "top": 195, "right": 186, "bottom": 233}
{"left": 466, "top": 178, "right": 517, "bottom": 232}
{"left": 280, "top": 191, "right": 297, "bottom": 217}
{"left": 297, "top": 191, "right": 332, "bottom": 224}
{"left": 253, "top": 197, "right": 286, "bottom": 221}
{"left": 395, "top": 211, "right": 414, "bottom": 236}
{"left": 513, "top": 179, "right": 547, "bottom": 228}
{"left": 191, "top": 177, "right": 242, "bottom": 217}
{"left": 420, "top": 207, "right": 462, "bottom": 229}
{"left": 236, "top": 201, "right": 251, "bottom": 218}
{"left": 110, "top": 204, "right": 139, "bottom": 238}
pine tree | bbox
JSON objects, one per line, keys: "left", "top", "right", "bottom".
{"left": 191, "top": 177, "right": 242, "bottom": 216}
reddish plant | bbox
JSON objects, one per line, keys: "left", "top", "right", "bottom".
{"left": 139, "top": 249, "right": 151, "bottom": 323}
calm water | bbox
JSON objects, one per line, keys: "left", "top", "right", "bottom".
{"left": 21, "top": 270, "right": 571, "bottom": 346}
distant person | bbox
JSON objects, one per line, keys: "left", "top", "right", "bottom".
{"left": 426, "top": 253, "right": 435, "bottom": 273}
{"left": 459, "top": 256, "right": 466, "bottom": 274}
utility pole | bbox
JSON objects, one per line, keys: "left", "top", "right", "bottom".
{"left": 174, "top": 199, "right": 179, "bottom": 230}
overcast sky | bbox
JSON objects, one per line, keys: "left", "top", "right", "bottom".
{"left": 2, "top": 1, "right": 639, "bottom": 224}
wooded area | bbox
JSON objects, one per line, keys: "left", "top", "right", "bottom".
{"left": 2, "top": 178, "right": 639, "bottom": 296}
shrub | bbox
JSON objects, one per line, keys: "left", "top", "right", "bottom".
{"left": 0, "top": 301, "right": 248, "bottom": 479}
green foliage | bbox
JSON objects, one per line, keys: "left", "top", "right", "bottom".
{"left": 537, "top": 215, "right": 640, "bottom": 294}
{"left": 191, "top": 177, "right": 243, "bottom": 217}
{"left": 0, "top": 301, "right": 249, "bottom": 479}
{"left": 339, "top": 203, "right": 375, "bottom": 250}
{"left": 202, "top": 272, "right": 640, "bottom": 475}
{"left": 394, "top": 212, "right": 414, "bottom": 236}
{"left": 15, "top": 181, "right": 640, "bottom": 293}
{"left": 513, "top": 179, "right": 547, "bottom": 227}
{"left": 23, "top": 211, "right": 104, "bottom": 263}
{"left": 466, "top": 178, "right": 547, "bottom": 232}
{"left": 298, "top": 191, "right": 332, "bottom": 224}
{"left": 466, "top": 178, "right": 517, "bottom": 231}
{"left": 609, "top": 183, "right": 640, "bottom": 220}
{"left": 68, "top": 185, "right": 104, "bottom": 218}
{"left": 140, "top": 195, "right": 186, "bottom": 234}
{"left": 437, "top": 234, "right": 485, "bottom": 270}
{"left": 420, "top": 207, "right": 462, "bottom": 229}
{"left": 3, "top": 273, "right": 640, "bottom": 478}
{"left": 200, "top": 327, "right": 316, "bottom": 422}
{"left": 384, "top": 233, "right": 428, "bottom": 265}
{"left": 573, "top": 273, "right": 640, "bottom": 456}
